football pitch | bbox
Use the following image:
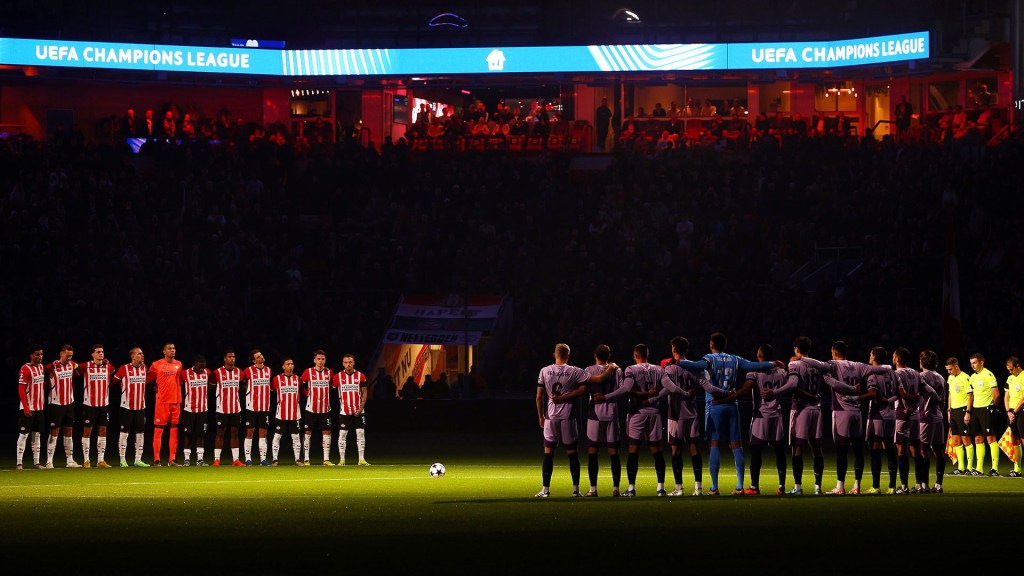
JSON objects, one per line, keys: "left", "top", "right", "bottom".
{"left": 3, "top": 431, "right": 1024, "bottom": 574}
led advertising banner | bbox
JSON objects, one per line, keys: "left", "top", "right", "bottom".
{"left": 0, "top": 31, "right": 929, "bottom": 77}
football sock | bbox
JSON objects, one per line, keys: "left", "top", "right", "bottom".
{"left": 320, "top": 437, "right": 330, "bottom": 462}
{"left": 653, "top": 451, "right": 666, "bottom": 484}
{"left": 610, "top": 453, "right": 621, "bottom": 488}
{"left": 134, "top": 433, "right": 144, "bottom": 462}
{"left": 774, "top": 445, "right": 787, "bottom": 486}
{"left": 16, "top": 433, "right": 27, "bottom": 464}
{"left": 231, "top": 447, "right": 240, "bottom": 462}
{"left": 835, "top": 443, "right": 848, "bottom": 483}
{"left": 813, "top": 455, "right": 824, "bottom": 488}
{"left": 291, "top": 434, "right": 301, "bottom": 461}
{"left": 196, "top": 447, "right": 204, "bottom": 460}
{"left": 184, "top": 448, "right": 192, "bottom": 461}
{"left": 97, "top": 434, "right": 106, "bottom": 462}
{"left": 934, "top": 443, "right": 946, "bottom": 482}
{"left": 671, "top": 452, "right": 683, "bottom": 485}
{"left": 792, "top": 453, "right": 803, "bottom": 486}
{"left": 541, "top": 453, "right": 554, "bottom": 488}
{"left": 922, "top": 453, "right": 931, "bottom": 486}
{"left": 303, "top": 435, "right": 311, "bottom": 460}
{"left": 46, "top": 434, "right": 57, "bottom": 465}
{"left": 244, "top": 437, "right": 252, "bottom": 461}
{"left": 119, "top": 432, "right": 129, "bottom": 463}
{"left": 989, "top": 441, "right": 1000, "bottom": 472}
{"left": 886, "top": 445, "right": 898, "bottom": 488}
{"left": 337, "top": 433, "right": 347, "bottom": 462}
{"left": 63, "top": 435, "right": 73, "bottom": 461}
{"left": 913, "top": 453, "right": 923, "bottom": 485}
{"left": 691, "top": 453, "right": 703, "bottom": 483}
{"left": 965, "top": 443, "right": 975, "bottom": 471}
{"left": 568, "top": 452, "right": 581, "bottom": 486}
{"left": 836, "top": 480, "right": 845, "bottom": 491}
{"left": 153, "top": 425, "right": 164, "bottom": 461}
{"left": 749, "top": 445, "right": 763, "bottom": 488}
{"left": 272, "top": 435, "right": 281, "bottom": 461}
{"left": 258, "top": 437, "right": 267, "bottom": 461}
{"left": 214, "top": 448, "right": 222, "bottom": 461}
{"left": 31, "top": 432, "right": 41, "bottom": 464}
{"left": 898, "top": 453, "right": 909, "bottom": 487}
{"left": 708, "top": 446, "right": 721, "bottom": 491}
{"left": 356, "top": 429, "right": 366, "bottom": 461}
{"left": 588, "top": 453, "right": 599, "bottom": 487}
{"left": 627, "top": 452, "right": 639, "bottom": 485}
{"left": 82, "top": 437, "right": 91, "bottom": 463}
{"left": 1015, "top": 445, "right": 1022, "bottom": 472}
{"left": 732, "top": 447, "right": 745, "bottom": 490}
{"left": 168, "top": 428, "right": 178, "bottom": 462}
{"left": 954, "top": 444, "right": 966, "bottom": 470}
{"left": 852, "top": 441, "right": 864, "bottom": 481}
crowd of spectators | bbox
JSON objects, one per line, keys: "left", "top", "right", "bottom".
{"left": 1, "top": 113, "right": 1021, "bottom": 405}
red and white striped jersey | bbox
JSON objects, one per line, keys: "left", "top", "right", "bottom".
{"left": 182, "top": 367, "right": 211, "bottom": 414}
{"left": 334, "top": 370, "right": 367, "bottom": 416}
{"left": 115, "top": 364, "right": 148, "bottom": 410}
{"left": 213, "top": 366, "right": 242, "bottom": 414}
{"left": 301, "top": 367, "right": 334, "bottom": 414}
{"left": 272, "top": 373, "right": 302, "bottom": 421}
{"left": 19, "top": 363, "right": 46, "bottom": 412}
{"left": 46, "top": 360, "right": 77, "bottom": 406}
{"left": 79, "top": 361, "right": 113, "bottom": 407}
{"left": 242, "top": 365, "right": 273, "bottom": 412}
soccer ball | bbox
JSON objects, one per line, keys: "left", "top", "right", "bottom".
{"left": 429, "top": 462, "right": 446, "bottom": 478}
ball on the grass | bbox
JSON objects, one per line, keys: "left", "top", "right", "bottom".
{"left": 429, "top": 462, "right": 446, "bottom": 478}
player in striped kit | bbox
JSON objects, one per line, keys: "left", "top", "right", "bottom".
{"left": 301, "top": 350, "right": 335, "bottom": 465}
{"left": 918, "top": 350, "right": 948, "bottom": 493}
{"left": 44, "top": 344, "right": 80, "bottom": 468}
{"left": 180, "top": 356, "right": 212, "bottom": 466}
{"left": 272, "top": 358, "right": 304, "bottom": 465}
{"left": 241, "top": 349, "right": 273, "bottom": 466}
{"left": 113, "top": 347, "right": 150, "bottom": 467}
{"left": 148, "top": 342, "right": 183, "bottom": 466}
{"left": 211, "top": 349, "right": 244, "bottom": 466}
{"left": 800, "top": 341, "right": 890, "bottom": 495}
{"left": 16, "top": 345, "right": 46, "bottom": 470}
{"left": 334, "top": 354, "right": 369, "bottom": 465}
{"left": 79, "top": 344, "right": 114, "bottom": 467}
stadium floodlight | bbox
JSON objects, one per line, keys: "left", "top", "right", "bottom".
{"left": 611, "top": 8, "right": 642, "bottom": 24}
{"left": 428, "top": 12, "right": 469, "bottom": 28}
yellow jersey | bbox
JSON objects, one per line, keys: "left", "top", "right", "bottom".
{"left": 969, "top": 368, "right": 998, "bottom": 408}
{"left": 947, "top": 372, "right": 971, "bottom": 409}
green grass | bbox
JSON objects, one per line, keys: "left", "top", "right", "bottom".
{"left": 3, "top": 434, "right": 1024, "bottom": 574}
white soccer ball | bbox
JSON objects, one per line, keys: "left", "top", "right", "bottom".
{"left": 429, "top": 462, "right": 446, "bottom": 478}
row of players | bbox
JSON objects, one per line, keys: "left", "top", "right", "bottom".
{"left": 15, "top": 342, "right": 371, "bottom": 469}
{"left": 534, "top": 333, "right": 1022, "bottom": 497}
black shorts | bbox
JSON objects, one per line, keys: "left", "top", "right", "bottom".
{"left": 338, "top": 413, "right": 366, "bottom": 431}
{"left": 969, "top": 406, "right": 995, "bottom": 437}
{"left": 47, "top": 403, "right": 75, "bottom": 429}
{"left": 119, "top": 407, "right": 146, "bottom": 434}
{"left": 82, "top": 405, "right": 109, "bottom": 428}
{"left": 216, "top": 412, "right": 241, "bottom": 430}
{"left": 949, "top": 407, "right": 970, "bottom": 436}
{"left": 182, "top": 410, "right": 209, "bottom": 437}
{"left": 275, "top": 419, "right": 301, "bottom": 435}
{"left": 303, "top": 411, "right": 331, "bottom": 433}
{"left": 244, "top": 410, "right": 270, "bottom": 430}
{"left": 18, "top": 410, "right": 46, "bottom": 434}
{"left": 1013, "top": 414, "right": 1024, "bottom": 440}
